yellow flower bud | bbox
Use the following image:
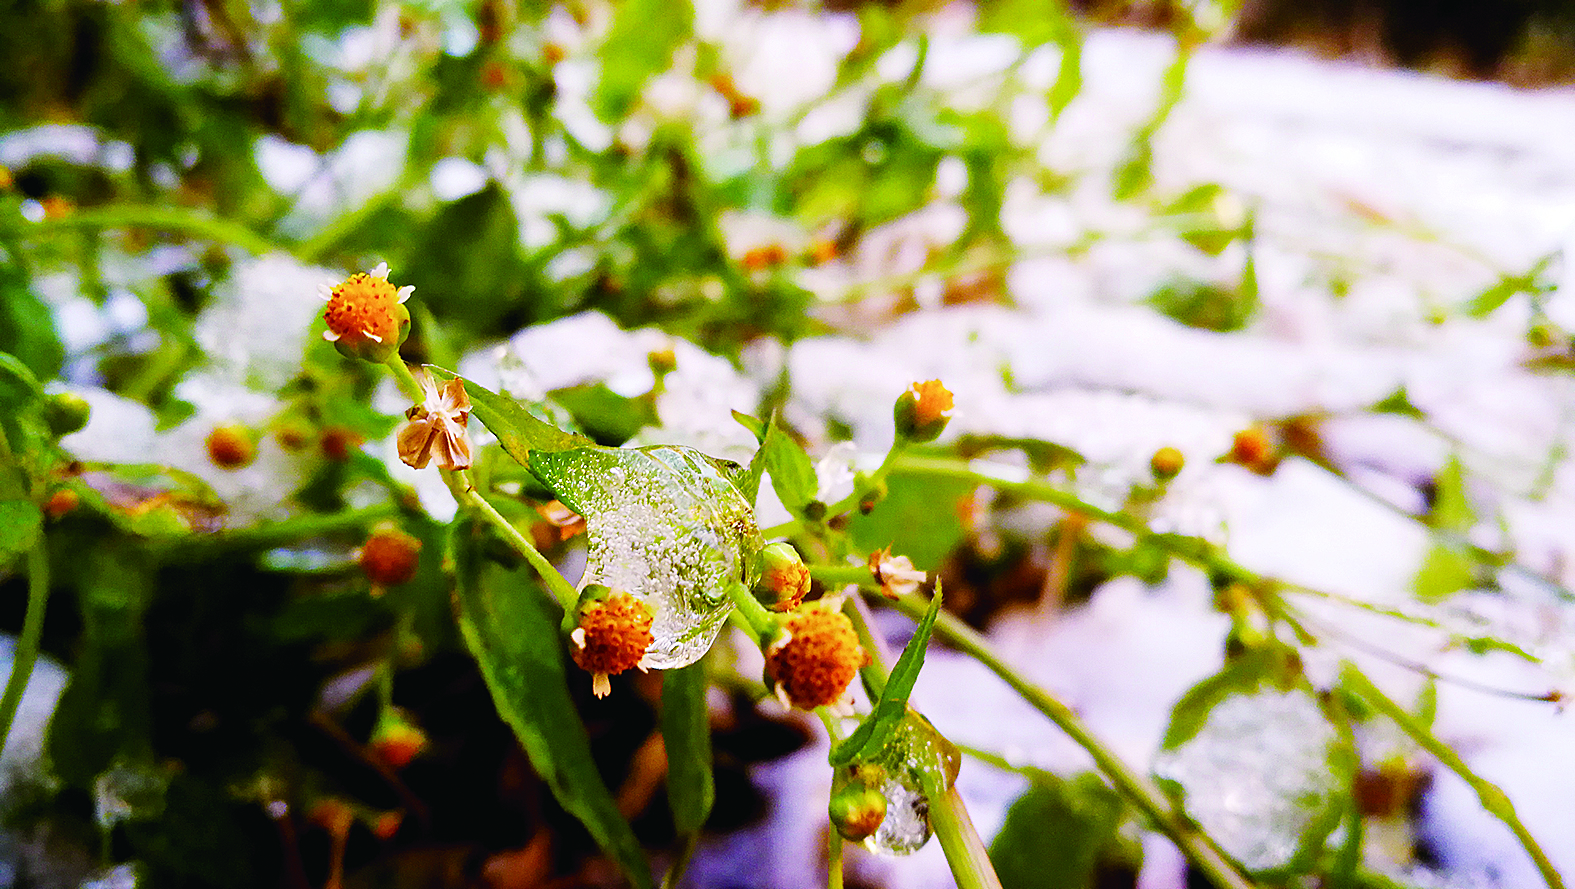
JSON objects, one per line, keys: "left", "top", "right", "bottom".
{"left": 320, "top": 262, "right": 412, "bottom": 362}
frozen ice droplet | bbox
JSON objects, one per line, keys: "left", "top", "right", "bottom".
{"left": 862, "top": 712, "right": 962, "bottom": 857}
{"left": 1153, "top": 688, "right": 1343, "bottom": 873}
{"left": 93, "top": 760, "right": 168, "bottom": 828}
{"left": 530, "top": 444, "right": 763, "bottom": 668}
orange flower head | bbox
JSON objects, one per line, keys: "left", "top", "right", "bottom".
{"left": 206, "top": 423, "right": 257, "bottom": 469}
{"left": 320, "top": 262, "right": 412, "bottom": 362}
{"left": 1150, "top": 445, "right": 1185, "bottom": 481}
{"left": 569, "top": 590, "right": 654, "bottom": 698}
{"left": 893, "top": 380, "right": 953, "bottom": 443}
{"left": 764, "top": 601, "right": 866, "bottom": 711}
{"left": 359, "top": 525, "right": 423, "bottom": 587}
{"left": 868, "top": 547, "right": 925, "bottom": 600}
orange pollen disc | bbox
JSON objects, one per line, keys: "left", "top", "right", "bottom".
{"left": 765, "top": 608, "right": 864, "bottom": 710}
{"left": 571, "top": 594, "right": 654, "bottom": 677}
{"left": 324, "top": 274, "right": 398, "bottom": 339}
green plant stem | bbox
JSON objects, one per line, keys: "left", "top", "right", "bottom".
{"left": 384, "top": 356, "right": 425, "bottom": 401}
{"left": 828, "top": 824, "right": 844, "bottom": 889}
{"left": 929, "top": 786, "right": 1004, "bottom": 889}
{"left": 162, "top": 504, "right": 399, "bottom": 557}
{"left": 451, "top": 472, "right": 579, "bottom": 613}
{"left": 0, "top": 538, "right": 51, "bottom": 754}
{"left": 1341, "top": 663, "right": 1566, "bottom": 889}
{"left": 724, "top": 582, "right": 778, "bottom": 643}
{"left": 25, "top": 205, "right": 278, "bottom": 255}
{"left": 887, "top": 590, "right": 1256, "bottom": 889}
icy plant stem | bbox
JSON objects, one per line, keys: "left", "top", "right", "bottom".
{"left": 0, "top": 538, "right": 51, "bottom": 754}
{"left": 888, "top": 591, "right": 1257, "bottom": 889}
{"left": 1340, "top": 663, "right": 1566, "bottom": 889}
{"left": 929, "top": 786, "right": 1003, "bottom": 889}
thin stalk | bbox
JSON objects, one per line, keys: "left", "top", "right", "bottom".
{"left": 929, "top": 787, "right": 1004, "bottom": 889}
{"left": 1341, "top": 663, "right": 1565, "bottom": 889}
{"left": 661, "top": 834, "right": 699, "bottom": 889}
{"left": 724, "top": 582, "right": 778, "bottom": 642}
{"left": 451, "top": 474, "right": 578, "bottom": 612}
{"left": 0, "top": 538, "right": 51, "bottom": 753}
{"left": 26, "top": 205, "right": 278, "bottom": 255}
{"left": 888, "top": 590, "right": 1256, "bottom": 889}
{"left": 828, "top": 824, "right": 844, "bottom": 889}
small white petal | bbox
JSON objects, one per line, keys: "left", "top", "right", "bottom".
{"left": 571, "top": 627, "right": 587, "bottom": 649}
{"left": 396, "top": 285, "right": 414, "bottom": 304}
{"left": 318, "top": 283, "right": 335, "bottom": 301}
{"left": 371, "top": 261, "right": 390, "bottom": 278}
{"left": 366, "top": 331, "right": 383, "bottom": 343}
{"left": 323, "top": 330, "right": 341, "bottom": 342}
{"left": 592, "top": 673, "right": 612, "bottom": 698}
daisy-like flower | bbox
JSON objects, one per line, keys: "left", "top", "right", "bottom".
{"left": 868, "top": 546, "right": 926, "bottom": 599}
{"left": 396, "top": 368, "right": 474, "bottom": 470}
{"left": 320, "top": 262, "right": 413, "bottom": 362}
{"left": 568, "top": 590, "right": 655, "bottom": 698}
{"left": 764, "top": 598, "right": 866, "bottom": 711}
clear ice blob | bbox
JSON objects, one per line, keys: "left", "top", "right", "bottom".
{"left": 1153, "top": 687, "right": 1343, "bottom": 873}
{"left": 861, "top": 711, "right": 962, "bottom": 857}
{"left": 529, "top": 444, "right": 762, "bottom": 668}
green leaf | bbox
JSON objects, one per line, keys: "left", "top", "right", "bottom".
{"left": 1429, "top": 456, "right": 1474, "bottom": 532}
{"left": 431, "top": 367, "right": 592, "bottom": 470}
{"left": 661, "top": 663, "right": 714, "bottom": 836}
{"left": 0, "top": 500, "right": 43, "bottom": 563}
{"left": 549, "top": 382, "right": 658, "bottom": 446}
{"left": 830, "top": 587, "right": 941, "bottom": 767}
{"left": 596, "top": 0, "right": 693, "bottom": 119}
{"left": 1412, "top": 542, "right": 1477, "bottom": 603}
{"left": 1160, "top": 650, "right": 1273, "bottom": 750}
{"left": 989, "top": 771, "right": 1138, "bottom": 889}
{"left": 0, "top": 265, "right": 65, "bottom": 382}
{"left": 762, "top": 414, "right": 817, "bottom": 517}
{"left": 1371, "top": 386, "right": 1424, "bottom": 419}
{"left": 453, "top": 521, "right": 653, "bottom": 889}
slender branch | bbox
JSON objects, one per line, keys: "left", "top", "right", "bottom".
{"left": 929, "top": 787, "right": 1004, "bottom": 889}
{"left": 1340, "top": 663, "right": 1565, "bottom": 889}
{"left": 885, "top": 590, "right": 1256, "bottom": 889}
{"left": 451, "top": 475, "right": 579, "bottom": 613}
{"left": 25, "top": 205, "right": 278, "bottom": 255}
{"left": 0, "top": 538, "right": 52, "bottom": 754}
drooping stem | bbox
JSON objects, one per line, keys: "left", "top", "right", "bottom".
{"left": 886, "top": 590, "right": 1256, "bottom": 889}
{"left": 0, "top": 538, "right": 51, "bottom": 754}
{"left": 1341, "top": 663, "right": 1566, "bottom": 889}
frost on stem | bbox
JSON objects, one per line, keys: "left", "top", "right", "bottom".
{"left": 320, "top": 262, "right": 412, "bottom": 362}
{"left": 397, "top": 368, "right": 474, "bottom": 471}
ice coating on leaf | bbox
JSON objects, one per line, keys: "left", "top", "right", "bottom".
{"left": 1153, "top": 688, "right": 1342, "bottom": 873}
{"left": 862, "top": 713, "right": 961, "bottom": 857}
{"left": 529, "top": 444, "right": 763, "bottom": 668}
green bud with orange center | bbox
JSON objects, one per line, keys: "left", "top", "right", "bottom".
{"left": 206, "top": 423, "right": 257, "bottom": 469}
{"left": 1150, "top": 445, "right": 1185, "bottom": 481}
{"left": 370, "top": 707, "right": 427, "bottom": 769}
{"left": 320, "top": 262, "right": 412, "bottom": 363}
{"left": 893, "top": 380, "right": 953, "bottom": 444}
{"left": 755, "top": 542, "right": 810, "bottom": 612}
{"left": 829, "top": 766, "right": 889, "bottom": 842}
